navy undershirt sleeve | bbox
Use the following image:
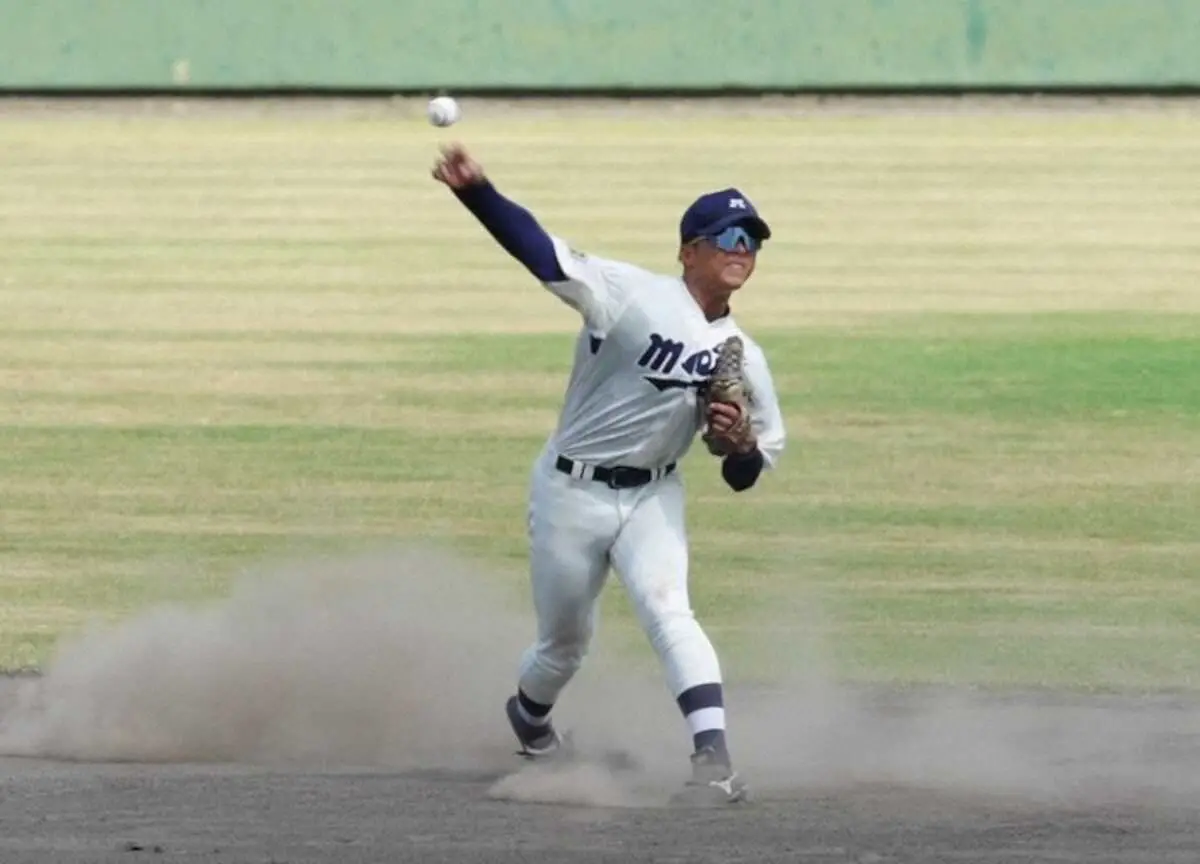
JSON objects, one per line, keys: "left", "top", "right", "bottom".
{"left": 453, "top": 181, "right": 566, "bottom": 282}
{"left": 721, "top": 447, "right": 765, "bottom": 492}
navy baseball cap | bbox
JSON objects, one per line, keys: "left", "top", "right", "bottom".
{"left": 679, "top": 187, "right": 772, "bottom": 244}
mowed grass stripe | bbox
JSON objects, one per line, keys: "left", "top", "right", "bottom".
{"left": 3, "top": 106, "right": 1199, "bottom": 339}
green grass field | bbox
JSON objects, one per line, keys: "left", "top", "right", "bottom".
{"left": 1, "top": 98, "right": 1197, "bottom": 692}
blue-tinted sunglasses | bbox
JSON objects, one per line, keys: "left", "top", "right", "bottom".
{"left": 697, "top": 225, "right": 761, "bottom": 253}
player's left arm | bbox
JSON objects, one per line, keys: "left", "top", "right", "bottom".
{"left": 720, "top": 344, "right": 785, "bottom": 493}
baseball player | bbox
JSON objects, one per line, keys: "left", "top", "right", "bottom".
{"left": 432, "top": 143, "right": 785, "bottom": 805}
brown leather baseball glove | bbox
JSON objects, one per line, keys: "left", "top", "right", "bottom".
{"left": 701, "top": 335, "right": 755, "bottom": 456}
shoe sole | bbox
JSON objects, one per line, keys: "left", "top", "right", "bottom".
{"left": 670, "top": 776, "right": 750, "bottom": 807}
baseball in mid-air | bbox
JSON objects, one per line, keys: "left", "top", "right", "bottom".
{"left": 427, "top": 96, "right": 462, "bottom": 127}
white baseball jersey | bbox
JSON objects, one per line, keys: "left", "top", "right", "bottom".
{"left": 538, "top": 235, "right": 786, "bottom": 471}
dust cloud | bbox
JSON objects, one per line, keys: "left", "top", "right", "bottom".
{"left": 0, "top": 546, "right": 537, "bottom": 772}
{"left": 1, "top": 544, "right": 1197, "bottom": 810}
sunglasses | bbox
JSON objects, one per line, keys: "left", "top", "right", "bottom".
{"left": 694, "top": 225, "right": 761, "bottom": 253}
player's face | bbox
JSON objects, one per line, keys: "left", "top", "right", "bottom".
{"left": 683, "top": 224, "right": 760, "bottom": 291}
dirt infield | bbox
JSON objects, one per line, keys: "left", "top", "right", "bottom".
{"left": 0, "top": 770, "right": 1197, "bottom": 864}
{"left": 2, "top": 687, "right": 1199, "bottom": 863}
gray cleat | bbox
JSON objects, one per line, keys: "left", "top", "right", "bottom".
{"left": 505, "top": 695, "right": 568, "bottom": 759}
{"left": 670, "top": 745, "right": 749, "bottom": 806}
{"left": 504, "top": 695, "right": 643, "bottom": 772}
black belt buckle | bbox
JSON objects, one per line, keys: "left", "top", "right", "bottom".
{"left": 603, "top": 466, "right": 646, "bottom": 489}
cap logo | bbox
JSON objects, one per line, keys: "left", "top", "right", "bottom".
{"left": 728, "top": 197, "right": 748, "bottom": 209}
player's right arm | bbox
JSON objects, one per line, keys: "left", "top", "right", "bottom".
{"left": 433, "top": 144, "right": 632, "bottom": 334}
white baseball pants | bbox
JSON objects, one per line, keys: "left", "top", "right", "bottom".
{"left": 516, "top": 445, "right": 723, "bottom": 709}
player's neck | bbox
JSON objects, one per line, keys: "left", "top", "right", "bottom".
{"left": 683, "top": 278, "right": 732, "bottom": 322}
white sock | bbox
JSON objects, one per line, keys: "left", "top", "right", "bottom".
{"left": 685, "top": 706, "right": 726, "bottom": 738}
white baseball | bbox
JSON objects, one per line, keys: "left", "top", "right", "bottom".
{"left": 426, "top": 96, "right": 461, "bottom": 127}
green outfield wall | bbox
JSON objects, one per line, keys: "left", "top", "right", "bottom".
{"left": 2, "top": 0, "right": 1198, "bottom": 91}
